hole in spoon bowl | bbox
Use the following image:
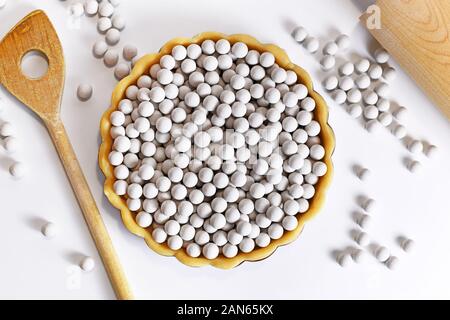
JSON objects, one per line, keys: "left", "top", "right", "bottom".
{"left": 20, "top": 50, "right": 49, "bottom": 79}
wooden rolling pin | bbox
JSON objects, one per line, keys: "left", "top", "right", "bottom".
{"left": 361, "top": 0, "right": 450, "bottom": 120}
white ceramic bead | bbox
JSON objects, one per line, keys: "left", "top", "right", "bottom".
{"left": 358, "top": 213, "right": 371, "bottom": 229}
{"left": 347, "top": 89, "right": 362, "bottom": 104}
{"left": 392, "top": 124, "right": 407, "bottom": 139}
{"left": 407, "top": 160, "right": 421, "bottom": 173}
{"left": 104, "top": 49, "right": 119, "bottom": 67}
{"left": 93, "top": 40, "right": 108, "bottom": 58}
{"left": 41, "top": 222, "right": 58, "bottom": 238}
{"left": 203, "top": 56, "right": 218, "bottom": 71}
{"left": 77, "top": 83, "right": 94, "bottom": 102}
{"left": 293, "top": 84, "right": 308, "bottom": 100}
{"left": 283, "top": 199, "right": 299, "bottom": 216}
{"left": 3, "top": 136, "right": 18, "bottom": 153}
{"left": 84, "top": 1, "right": 99, "bottom": 15}
{"left": 239, "top": 238, "right": 255, "bottom": 253}
{"left": 186, "top": 243, "right": 201, "bottom": 257}
{"left": 282, "top": 116, "right": 298, "bottom": 132}
{"left": 245, "top": 50, "right": 260, "bottom": 65}
{"left": 332, "top": 89, "right": 347, "bottom": 104}
{"left": 164, "top": 220, "right": 181, "bottom": 236}
{"left": 357, "top": 168, "right": 370, "bottom": 181}
{"left": 292, "top": 26, "right": 308, "bottom": 43}
{"left": 168, "top": 235, "right": 183, "bottom": 250}
{"left": 114, "top": 63, "right": 130, "bottom": 80}
{"left": 338, "top": 252, "right": 352, "bottom": 267}
{"left": 347, "top": 104, "right": 362, "bottom": 118}
{"left": 238, "top": 199, "right": 254, "bottom": 216}
{"left": 152, "top": 228, "right": 167, "bottom": 243}
{"left": 393, "top": 106, "right": 407, "bottom": 121}
{"left": 383, "top": 66, "right": 397, "bottom": 82}
{"left": 268, "top": 223, "right": 283, "bottom": 239}
{"left": 298, "top": 199, "right": 309, "bottom": 213}
{"left": 122, "top": 44, "right": 138, "bottom": 62}
{"left": 211, "top": 231, "right": 227, "bottom": 246}
{"left": 249, "top": 183, "right": 265, "bottom": 199}
{"left": 80, "top": 257, "right": 96, "bottom": 272}
{"left": 375, "top": 246, "right": 390, "bottom": 262}
{"left": 209, "top": 213, "right": 226, "bottom": 230}
{"left": 401, "top": 238, "right": 415, "bottom": 252}
{"left": 320, "top": 55, "right": 335, "bottom": 71}
{"left": 0, "top": 122, "right": 15, "bottom": 137}
{"left": 296, "top": 111, "right": 312, "bottom": 126}
{"left": 227, "top": 230, "right": 243, "bottom": 245}
{"left": 368, "top": 64, "right": 383, "bottom": 80}
{"left": 223, "top": 243, "right": 238, "bottom": 258}
{"left": 211, "top": 197, "right": 227, "bottom": 213}
{"left": 351, "top": 249, "right": 366, "bottom": 263}
{"left": 312, "top": 161, "right": 327, "bottom": 176}
{"left": 271, "top": 68, "right": 287, "bottom": 84}
{"left": 364, "top": 105, "right": 379, "bottom": 120}
{"left": 114, "top": 164, "right": 129, "bottom": 180}
{"left": 425, "top": 145, "right": 438, "bottom": 158}
{"left": 305, "top": 121, "right": 320, "bottom": 137}
{"left": 9, "top": 162, "right": 26, "bottom": 178}
{"left": 70, "top": 3, "right": 84, "bottom": 17}
{"left": 127, "top": 183, "right": 143, "bottom": 199}
{"left": 136, "top": 211, "right": 152, "bottom": 228}
{"left": 282, "top": 216, "right": 298, "bottom": 231}
{"left": 375, "top": 82, "right": 389, "bottom": 98}
{"left": 105, "top": 28, "right": 120, "bottom": 46}
{"left": 355, "top": 231, "right": 370, "bottom": 246}
{"left": 99, "top": 1, "right": 114, "bottom": 17}
{"left": 231, "top": 42, "right": 248, "bottom": 58}
{"left": 374, "top": 48, "right": 390, "bottom": 64}
{"left": 215, "top": 39, "right": 231, "bottom": 54}
{"left": 127, "top": 198, "right": 141, "bottom": 211}
{"left": 304, "top": 37, "right": 319, "bottom": 53}
{"left": 363, "top": 90, "right": 379, "bottom": 105}
{"left": 355, "top": 74, "right": 371, "bottom": 90}
{"left": 323, "top": 42, "right": 339, "bottom": 55}
{"left": 408, "top": 140, "right": 423, "bottom": 154}
{"left": 302, "top": 184, "right": 315, "bottom": 199}
{"left": 111, "top": 14, "right": 126, "bottom": 30}
{"left": 385, "top": 256, "right": 399, "bottom": 270}
{"left": 339, "top": 62, "right": 354, "bottom": 76}
{"left": 113, "top": 180, "right": 127, "bottom": 196}
{"left": 335, "top": 34, "right": 350, "bottom": 50}
{"left": 255, "top": 233, "right": 270, "bottom": 247}
{"left": 378, "top": 112, "right": 393, "bottom": 126}
{"left": 339, "top": 76, "right": 354, "bottom": 91}
{"left": 260, "top": 52, "right": 275, "bottom": 68}
{"left": 355, "top": 58, "right": 370, "bottom": 74}
{"left": 106, "top": 39, "right": 330, "bottom": 258}
{"left": 324, "top": 76, "right": 338, "bottom": 91}
{"left": 376, "top": 98, "right": 390, "bottom": 112}
{"left": 363, "top": 198, "right": 375, "bottom": 212}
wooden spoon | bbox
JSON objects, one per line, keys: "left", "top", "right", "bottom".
{"left": 0, "top": 10, "right": 133, "bottom": 300}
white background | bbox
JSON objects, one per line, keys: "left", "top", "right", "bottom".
{"left": 0, "top": 0, "right": 449, "bottom": 300}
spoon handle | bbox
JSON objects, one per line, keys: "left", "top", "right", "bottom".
{"left": 45, "top": 119, "right": 133, "bottom": 300}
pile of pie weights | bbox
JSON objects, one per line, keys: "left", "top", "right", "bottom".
{"left": 107, "top": 39, "right": 328, "bottom": 260}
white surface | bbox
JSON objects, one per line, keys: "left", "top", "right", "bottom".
{"left": 0, "top": 0, "right": 449, "bottom": 300}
